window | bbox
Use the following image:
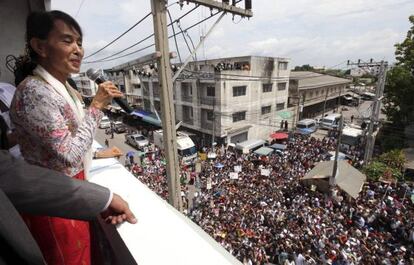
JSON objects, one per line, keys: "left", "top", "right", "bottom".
{"left": 233, "top": 86, "right": 247, "bottom": 97}
{"left": 278, "top": 62, "right": 288, "bottom": 70}
{"left": 207, "top": 86, "right": 215, "bottom": 97}
{"left": 182, "top": 82, "right": 192, "bottom": 96}
{"left": 277, "top": 82, "right": 286, "bottom": 91}
{"left": 262, "top": 83, "right": 273, "bottom": 93}
{"left": 232, "top": 111, "right": 246, "bottom": 122}
{"left": 261, "top": 105, "right": 271, "bottom": 115}
{"left": 206, "top": 110, "right": 214, "bottom": 121}
{"left": 276, "top": 103, "right": 285, "bottom": 111}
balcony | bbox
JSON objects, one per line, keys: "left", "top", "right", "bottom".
{"left": 199, "top": 97, "right": 215, "bottom": 105}
{"left": 181, "top": 95, "right": 193, "bottom": 103}
{"left": 88, "top": 141, "right": 240, "bottom": 265}
{"left": 201, "top": 120, "right": 213, "bottom": 130}
{"left": 182, "top": 117, "right": 194, "bottom": 125}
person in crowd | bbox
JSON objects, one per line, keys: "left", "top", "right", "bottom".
{"left": 132, "top": 133, "right": 413, "bottom": 265}
{"left": 0, "top": 150, "right": 136, "bottom": 265}
{"left": 10, "top": 10, "right": 123, "bottom": 265}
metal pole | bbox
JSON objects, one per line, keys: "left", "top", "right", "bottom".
{"left": 173, "top": 12, "right": 225, "bottom": 82}
{"left": 322, "top": 88, "right": 328, "bottom": 118}
{"left": 364, "top": 61, "right": 387, "bottom": 164}
{"left": 330, "top": 114, "right": 343, "bottom": 188}
{"left": 151, "top": 0, "right": 182, "bottom": 211}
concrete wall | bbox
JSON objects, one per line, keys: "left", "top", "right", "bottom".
{"left": 0, "top": 0, "right": 47, "bottom": 84}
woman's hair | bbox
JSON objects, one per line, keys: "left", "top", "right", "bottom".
{"left": 14, "top": 10, "right": 83, "bottom": 86}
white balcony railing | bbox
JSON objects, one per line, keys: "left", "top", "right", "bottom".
{"left": 88, "top": 141, "right": 241, "bottom": 265}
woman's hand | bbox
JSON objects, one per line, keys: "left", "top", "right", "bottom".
{"left": 90, "top": 81, "right": 124, "bottom": 110}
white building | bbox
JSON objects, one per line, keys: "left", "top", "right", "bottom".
{"left": 137, "top": 56, "right": 292, "bottom": 145}
{"left": 71, "top": 72, "right": 98, "bottom": 104}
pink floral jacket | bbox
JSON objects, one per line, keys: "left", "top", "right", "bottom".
{"left": 10, "top": 76, "right": 103, "bottom": 177}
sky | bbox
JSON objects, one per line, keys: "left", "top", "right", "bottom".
{"left": 51, "top": 0, "right": 414, "bottom": 71}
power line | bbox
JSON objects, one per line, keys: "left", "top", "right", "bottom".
{"left": 84, "top": 9, "right": 220, "bottom": 64}
{"left": 167, "top": 9, "right": 183, "bottom": 63}
{"left": 84, "top": 4, "right": 201, "bottom": 64}
{"left": 75, "top": 0, "right": 86, "bottom": 18}
{"left": 84, "top": 12, "right": 152, "bottom": 59}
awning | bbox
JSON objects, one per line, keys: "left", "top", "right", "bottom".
{"left": 254, "top": 147, "right": 274, "bottom": 156}
{"left": 270, "top": 143, "right": 287, "bottom": 150}
{"left": 277, "top": 111, "right": 292, "bottom": 119}
{"left": 302, "top": 160, "right": 366, "bottom": 199}
{"left": 270, "top": 132, "right": 289, "bottom": 140}
{"left": 142, "top": 115, "right": 162, "bottom": 127}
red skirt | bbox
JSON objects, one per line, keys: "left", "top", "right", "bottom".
{"left": 22, "top": 171, "right": 91, "bottom": 265}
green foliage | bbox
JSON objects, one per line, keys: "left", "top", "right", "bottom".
{"left": 363, "top": 150, "right": 406, "bottom": 181}
{"left": 383, "top": 16, "right": 414, "bottom": 128}
{"left": 363, "top": 161, "right": 388, "bottom": 181}
{"left": 383, "top": 65, "right": 414, "bottom": 127}
{"left": 293, "top": 64, "right": 314, "bottom": 71}
{"left": 378, "top": 149, "right": 406, "bottom": 171}
{"left": 395, "top": 15, "right": 414, "bottom": 73}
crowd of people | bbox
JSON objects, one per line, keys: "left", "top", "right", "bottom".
{"left": 130, "top": 134, "right": 413, "bottom": 265}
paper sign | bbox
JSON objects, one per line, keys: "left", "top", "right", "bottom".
{"left": 311, "top": 184, "right": 317, "bottom": 191}
{"left": 260, "top": 169, "right": 270, "bottom": 176}
{"left": 234, "top": 165, "right": 242, "bottom": 173}
{"left": 207, "top": 177, "right": 212, "bottom": 190}
{"left": 229, "top": 172, "right": 239, "bottom": 179}
{"left": 195, "top": 162, "right": 201, "bottom": 173}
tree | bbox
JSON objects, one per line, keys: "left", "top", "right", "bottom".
{"left": 383, "top": 16, "right": 414, "bottom": 128}
{"left": 395, "top": 15, "right": 414, "bottom": 73}
{"left": 363, "top": 150, "right": 405, "bottom": 181}
{"left": 293, "top": 64, "right": 314, "bottom": 71}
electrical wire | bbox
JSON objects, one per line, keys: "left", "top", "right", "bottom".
{"left": 75, "top": 0, "right": 86, "bottom": 18}
{"left": 84, "top": 12, "right": 152, "bottom": 59}
{"left": 167, "top": 9, "right": 183, "bottom": 63}
{"left": 177, "top": 20, "right": 195, "bottom": 60}
{"left": 84, "top": 4, "right": 201, "bottom": 63}
{"left": 84, "top": 9, "right": 221, "bottom": 64}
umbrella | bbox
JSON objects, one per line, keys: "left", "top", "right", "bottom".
{"left": 126, "top": 151, "right": 135, "bottom": 157}
{"left": 270, "top": 132, "right": 289, "bottom": 140}
{"left": 214, "top": 163, "right": 224, "bottom": 169}
{"left": 277, "top": 111, "right": 292, "bottom": 119}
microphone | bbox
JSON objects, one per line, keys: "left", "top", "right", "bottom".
{"left": 86, "top": 68, "right": 133, "bottom": 114}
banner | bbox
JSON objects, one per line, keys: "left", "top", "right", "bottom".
{"left": 234, "top": 165, "right": 242, "bottom": 173}
{"left": 195, "top": 162, "right": 202, "bottom": 173}
{"left": 207, "top": 177, "right": 212, "bottom": 190}
{"left": 229, "top": 172, "right": 239, "bottom": 179}
{"left": 260, "top": 169, "right": 270, "bottom": 176}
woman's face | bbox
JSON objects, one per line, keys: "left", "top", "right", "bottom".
{"left": 36, "top": 19, "right": 83, "bottom": 82}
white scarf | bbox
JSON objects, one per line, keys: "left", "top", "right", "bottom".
{"left": 33, "top": 65, "right": 92, "bottom": 178}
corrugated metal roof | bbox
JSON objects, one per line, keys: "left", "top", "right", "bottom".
{"left": 290, "top": 71, "right": 351, "bottom": 90}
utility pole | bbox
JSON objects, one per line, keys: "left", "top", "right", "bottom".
{"left": 151, "top": 0, "right": 182, "bottom": 211}
{"left": 330, "top": 114, "right": 343, "bottom": 188}
{"left": 321, "top": 88, "right": 329, "bottom": 118}
{"left": 348, "top": 59, "right": 387, "bottom": 164}
{"left": 211, "top": 98, "right": 216, "bottom": 149}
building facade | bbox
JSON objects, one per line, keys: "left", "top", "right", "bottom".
{"left": 288, "top": 71, "right": 351, "bottom": 122}
{"left": 139, "top": 56, "right": 292, "bottom": 145}
{"left": 71, "top": 72, "right": 98, "bottom": 104}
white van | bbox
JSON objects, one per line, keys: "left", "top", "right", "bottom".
{"left": 296, "top": 119, "right": 317, "bottom": 134}
{"left": 319, "top": 114, "right": 341, "bottom": 130}
{"left": 99, "top": 116, "right": 111, "bottom": 129}
{"left": 235, "top": 139, "right": 266, "bottom": 154}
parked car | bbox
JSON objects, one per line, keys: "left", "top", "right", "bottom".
{"left": 113, "top": 121, "right": 127, "bottom": 134}
{"left": 296, "top": 119, "right": 317, "bottom": 134}
{"left": 319, "top": 113, "right": 341, "bottom": 130}
{"left": 99, "top": 116, "right": 111, "bottom": 129}
{"left": 125, "top": 133, "right": 149, "bottom": 149}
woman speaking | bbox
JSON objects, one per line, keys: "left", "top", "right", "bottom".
{"left": 10, "top": 10, "right": 123, "bottom": 265}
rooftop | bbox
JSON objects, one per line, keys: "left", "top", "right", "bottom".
{"left": 290, "top": 71, "right": 351, "bottom": 90}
